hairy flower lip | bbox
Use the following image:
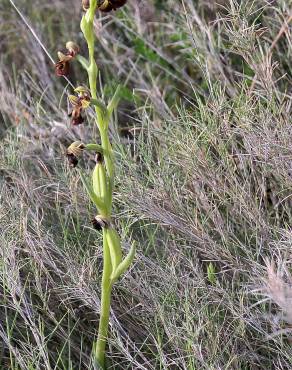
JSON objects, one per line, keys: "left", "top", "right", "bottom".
{"left": 55, "top": 60, "right": 70, "bottom": 77}
{"left": 98, "top": 0, "right": 127, "bottom": 12}
{"left": 69, "top": 106, "right": 84, "bottom": 125}
{"left": 82, "top": 0, "right": 127, "bottom": 13}
{"left": 55, "top": 53, "right": 73, "bottom": 77}
{"left": 66, "top": 153, "right": 79, "bottom": 168}
{"left": 95, "top": 152, "right": 103, "bottom": 164}
{"left": 54, "top": 42, "right": 79, "bottom": 77}
{"left": 69, "top": 105, "right": 83, "bottom": 124}
{"left": 112, "top": 0, "right": 127, "bottom": 9}
{"left": 69, "top": 111, "right": 85, "bottom": 126}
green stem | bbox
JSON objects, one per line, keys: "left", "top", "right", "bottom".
{"left": 83, "top": 0, "right": 114, "bottom": 191}
{"left": 94, "top": 230, "right": 113, "bottom": 369}
{"left": 82, "top": 2, "right": 115, "bottom": 368}
{"left": 100, "top": 127, "right": 114, "bottom": 194}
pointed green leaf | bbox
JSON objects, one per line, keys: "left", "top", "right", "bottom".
{"left": 111, "top": 241, "right": 136, "bottom": 282}
{"left": 107, "top": 85, "right": 121, "bottom": 117}
{"left": 76, "top": 55, "right": 90, "bottom": 71}
{"left": 106, "top": 228, "right": 122, "bottom": 273}
{"left": 90, "top": 99, "right": 108, "bottom": 118}
{"left": 92, "top": 164, "right": 101, "bottom": 198}
{"left": 85, "top": 143, "right": 103, "bottom": 153}
{"left": 78, "top": 170, "right": 105, "bottom": 212}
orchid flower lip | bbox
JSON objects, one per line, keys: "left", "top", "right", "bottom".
{"left": 66, "top": 153, "right": 78, "bottom": 168}
{"left": 55, "top": 60, "right": 70, "bottom": 77}
{"left": 54, "top": 42, "right": 79, "bottom": 77}
{"left": 92, "top": 215, "right": 110, "bottom": 230}
{"left": 95, "top": 152, "right": 103, "bottom": 164}
{"left": 98, "top": 0, "right": 127, "bottom": 12}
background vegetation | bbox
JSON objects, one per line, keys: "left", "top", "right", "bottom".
{"left": 1, "top": 0, "right": 292, "bottom": 368}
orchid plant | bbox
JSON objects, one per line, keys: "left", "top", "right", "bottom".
{"left": 55, "top": 1, "right": 135, "bottom": 368}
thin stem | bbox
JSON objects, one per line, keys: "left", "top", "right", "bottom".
{"left": 83, "top": 0, "right": 114, "bottom": 186}
{"left": 100, "top": 127, "right": 114, "bottom": 188}
{"left": 94, "top": 231, "right": 113, "bottom": 369}
{"left": 82, "top": 1, "right": 115, "bottom": 368}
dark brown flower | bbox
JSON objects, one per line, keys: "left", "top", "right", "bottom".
{"left": 72, "top": 115, "right": 84, "bottom": 126}
{"left": 69, "top": 105, "right": 84, "bottom": 126}
{"left": 95, "top": 152, "right": 103, "bottom": 164}
{"left": 112, "top": 0, "right": 127, "bottom": 9}
{"left": 68, "top": 87, "right": 91, "bottom": 125}
{"left": 67, "top": 153, "right": 79, "bottom": 168}
{"left": 66, "top": 141, "right": 85, "bottom": 167}
{"left": 98, "top": 0, "right": 127, "bottom": 12}
{"left": 54, "top": 42, "right": 79, "bottom": 77}
{"left": 92, "top": 215, "right": 110, "bottom": 230}
{"left": 55, "top": 57, "right": 71, "bottom": 77}
{"left": 99, "top": 1, "right": 113, "bottom": 12}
